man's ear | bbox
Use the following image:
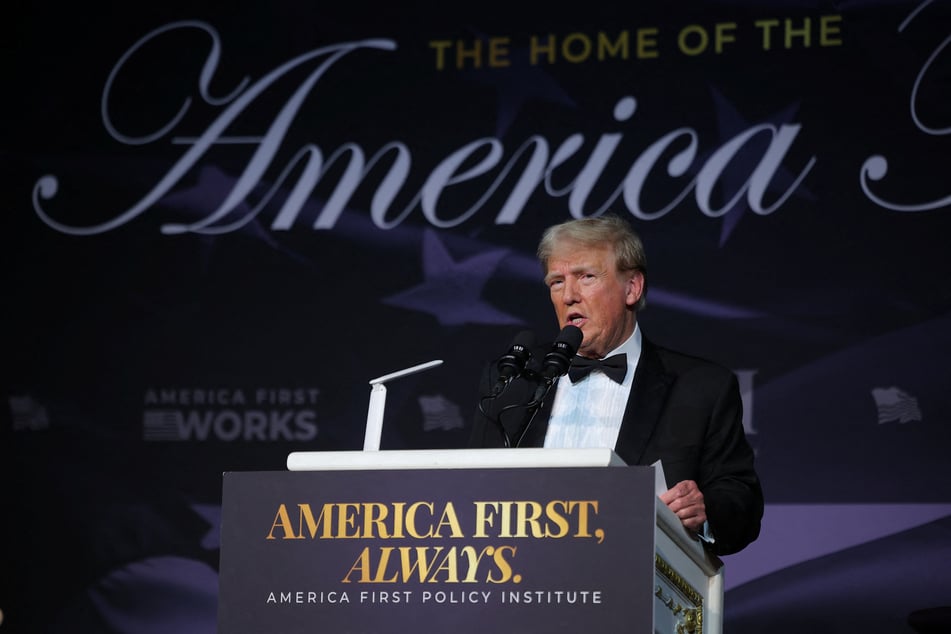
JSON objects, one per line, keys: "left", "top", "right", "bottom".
{"left": 625, "top": 270, "right": 645, "bottom": 307}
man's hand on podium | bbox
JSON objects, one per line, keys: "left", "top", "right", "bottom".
{"left": 659, "top": 480, "right": 707, "bottom": 533}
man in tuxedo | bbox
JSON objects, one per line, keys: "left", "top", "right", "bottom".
{"left": 470, "top": 215, "right": 763, "bottom": 556}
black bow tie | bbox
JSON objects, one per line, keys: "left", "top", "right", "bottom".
{"left": 567, "top": 354, "right": 627, "bottom": 384}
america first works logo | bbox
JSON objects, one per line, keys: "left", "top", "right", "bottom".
{"left": 143, "top": 387, "right": 320, "bottom": 441}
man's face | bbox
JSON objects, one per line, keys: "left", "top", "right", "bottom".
{"left": 544, "top": 241, "right": 644, "bottom": 359}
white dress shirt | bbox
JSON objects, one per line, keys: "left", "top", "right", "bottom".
{"left": 544, "top": 324, "right": 642, "bottom": 450}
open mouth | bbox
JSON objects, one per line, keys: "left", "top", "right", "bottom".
{"left": 567, "top": 313, "right": 585, "bottom": 327}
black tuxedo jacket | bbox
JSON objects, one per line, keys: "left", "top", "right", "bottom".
{"left": 470, "top": 336, "right": 764, "bottom": 556}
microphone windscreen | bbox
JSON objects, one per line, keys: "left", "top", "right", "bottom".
{"left": 493, "top": 330, "right": 537, "bottom": 392}
{"left": 512, "top": 330, "right": 536, "bottom": 349}
{"left": 540, "top": 325, "right": 583, "bottom": 379}
{"left": 556, "top": 325, "right": 583, "bottom": 352}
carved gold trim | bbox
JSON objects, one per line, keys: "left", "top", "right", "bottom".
{"left": 655, "top": 554, "right": 703, "bottom": 634}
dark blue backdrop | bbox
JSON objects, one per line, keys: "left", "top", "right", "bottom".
{"left": 4, "top": 1, "right": 951, "bottom": 632}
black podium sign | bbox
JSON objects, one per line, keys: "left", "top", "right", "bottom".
{"left": 218, "top": 466, "right": 655, "bottom": 633}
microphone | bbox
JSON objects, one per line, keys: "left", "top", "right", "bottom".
{"left": 491, "top": 330, "right": 535, "bottom": 396}
{"left": 480, "top": 330, "right": 535, "bottom": 447}
{"left": 511, "top": 325, "right": 584, "bottom": 448}
{"left": 539, "top": 325, "right": 583, "bottom": 380}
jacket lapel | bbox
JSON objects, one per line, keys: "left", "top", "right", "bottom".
{"left": 614, "top": 337, "right": 674, "bottom": 465}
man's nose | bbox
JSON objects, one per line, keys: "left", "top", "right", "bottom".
{"left": 562, "top": 278, "right": 580, "bottom": 303}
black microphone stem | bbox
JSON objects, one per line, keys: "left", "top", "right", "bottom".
{"left": 512, "top": 377, "right": 557, "bottom": 448}
{"left": 479, "top": 395, "right": 512, "bottom": 448}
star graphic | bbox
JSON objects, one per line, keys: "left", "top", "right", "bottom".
{"left": 705, "top": 87, "right": 816, "bottom": 246}
{"left": 382, "top": 230, "right": 525, "bottom": 326}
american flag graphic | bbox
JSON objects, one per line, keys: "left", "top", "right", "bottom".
{"left": 142, "top": 410, "right": 185, "bottom": 440}
{"left": 419, "top": 394, "right": 464, "bottom": 432}
{"left": 871, "top": 387, "right": 923, "bottom": 424}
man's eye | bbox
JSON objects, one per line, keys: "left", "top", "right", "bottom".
{"left": 549, "top": 280, "right": 564, "bottom": 290}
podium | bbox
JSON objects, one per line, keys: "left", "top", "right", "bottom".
{"left": 218, "top": 448, "right": 722, "bottom": 633}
